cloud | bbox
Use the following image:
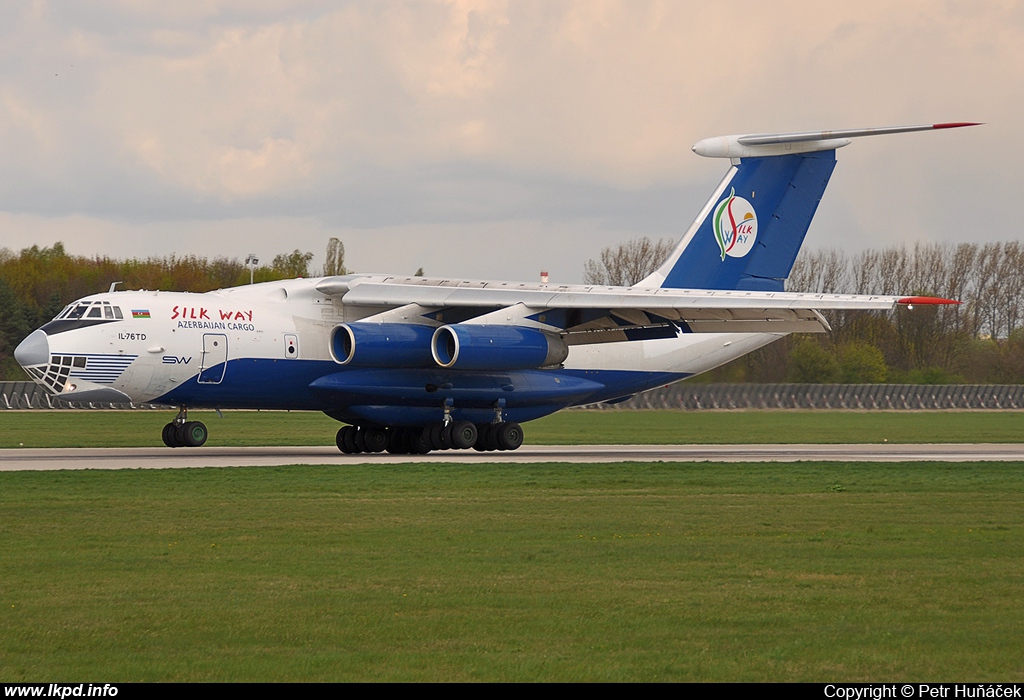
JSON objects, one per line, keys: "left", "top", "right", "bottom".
{"left": 0, "top": 0, "right": 1020, "bottom": 281}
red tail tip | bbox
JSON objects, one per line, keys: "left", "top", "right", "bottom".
{"left": 932, "top": 122, "right": 983, "bottom": 130}
{"left": 898, "top": 296, "right": 961, "bottom": 305}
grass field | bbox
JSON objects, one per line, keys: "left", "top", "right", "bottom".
{"left": 1, "top": 460, "right": 1023, "bottom": 682}
{"left": 3, "top": 411, "right": 1023, "bottom": 681}
{"left": 3, "top": 409, "right": 1024, "bottom": 448}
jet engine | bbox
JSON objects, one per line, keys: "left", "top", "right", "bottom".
{"left": 431, "top": 324, "right": 568, "bottom": 370}
{"left": 330, "top": 323, "right": 435, "bottom": 367}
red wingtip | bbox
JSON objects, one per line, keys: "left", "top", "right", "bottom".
{"left": 898, "top": 296, "right": 962, "bottom": 305}
{"left": 932, "top": 122, "right": 983, "bottom": 130}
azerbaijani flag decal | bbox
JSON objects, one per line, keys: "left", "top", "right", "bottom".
{"left": 131, "top": 309, "right": 151, "bottom": 319}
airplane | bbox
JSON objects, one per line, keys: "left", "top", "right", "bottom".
{"left": 13, "top": 122, "right": 976, "bottom": 454}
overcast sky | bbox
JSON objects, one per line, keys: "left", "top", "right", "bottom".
{"left": 0, "top": 1, "right": 1018, "bottom": 284}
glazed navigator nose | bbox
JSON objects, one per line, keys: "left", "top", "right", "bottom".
{"left": 14, "top": 329, "right": 49, "bottom": 369}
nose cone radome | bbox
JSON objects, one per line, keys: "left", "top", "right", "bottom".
{"left": 14, "top": 329, "right": 49, "bottom": 369}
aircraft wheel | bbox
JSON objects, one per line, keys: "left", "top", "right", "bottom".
{"left": 182, "top": 421, "right": 208, "bottom": 447}
{"left": 336, "top": 426, "right": 353, "bottom": 454}
{"left": 413, "top": 427, "right": 433, "bottom": 454}
{"left": 162, "top": 422, "right": 181, "bottom": 448}
{"left": 353, "top": 428, "right": 368, "bottom": 453}
{"left": 386, "top": 428, "right": 404, "bottom": 454}
{"left": 439, "top": 423, "right": 454, "bottom": 450}
{"left": 364, "top": 428, "right": 388, "bottom": 453}
{"left": 397, "top": 428, "right": 415, "bottom": 454}
{"left": 342, "top": 425, "right": 359, "bottom": 453}
{"left": 472, "top": 424, "right": 489, "bottom": 451}
{"left": 396, "top": 427, "right": 414, "bottom": 453}
{"left": 429, "top": 424, "right": 446, "bottom": 450}
{"left": 450, "top": 421, "right": 477, "bottom": 450}
{"left": 497, "top": 422, "right": 524, "bottom": 451}
{"left": 174, "top": 423, "right": 191, "bottom": 446}
{"left": 483, "top": 425, "right": 501, "bottom": 451}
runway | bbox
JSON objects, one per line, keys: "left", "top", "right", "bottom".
{"left": 2, "top": 443, "right": 1024, "bottom": 470}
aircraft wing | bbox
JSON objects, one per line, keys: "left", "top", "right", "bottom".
{"left": 316, "top": 275, "right": 956, "bottom": 341}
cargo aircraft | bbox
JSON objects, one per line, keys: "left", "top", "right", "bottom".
{"left": 14, "top": 123, "right": 975, "bottom": 453}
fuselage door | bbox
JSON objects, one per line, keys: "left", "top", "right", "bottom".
{"left": 198, "top": 333, "right": 228, "bottom": 384}
{"left": 284, "top": 333, "right": 298, "bottom": 359}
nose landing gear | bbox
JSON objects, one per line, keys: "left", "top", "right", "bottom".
{"left": 161, "top": 407, "right": 208, "bottom": 448}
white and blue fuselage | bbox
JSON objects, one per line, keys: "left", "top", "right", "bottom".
{"left": 16, "top": 278, "right": 778, "bottom": 427}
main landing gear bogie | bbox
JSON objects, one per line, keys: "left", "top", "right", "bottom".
{"left": 335, "top": 420, "right": 523, "bottom": 455}
{"left": 161, "top": 407, "right": 208, "bottom": 448}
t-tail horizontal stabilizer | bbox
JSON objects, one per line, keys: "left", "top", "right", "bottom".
{"left": 692, "top": 122, "right": 982, "bottom": 159}
{"left": 642, "top": 122, "right": 981, "bottom": 292}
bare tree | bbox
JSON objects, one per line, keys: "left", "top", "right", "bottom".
{"left": 583, "top": 236, "right": 676, "bottom": 287}
{"left": 944, "top": 242, "right": 977, "bottom": 336}
{"left": 788, "top": 248, "right": 851, "bottom": 293}
{"left": 876, "top": 246, "right": 909, "bottom": 296}
{"left": 971, "top": 243, "right": 1003, "bottom": 338}
{"left": 323, "top": 237, "right": 347, "bottom": 276}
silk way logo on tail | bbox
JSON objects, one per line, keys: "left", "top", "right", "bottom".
{"left": 713, "top": 188, "right": 758, "bottom": 260}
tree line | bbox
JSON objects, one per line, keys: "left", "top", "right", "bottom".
{"left": 747, "top": 242, "right": 1024, "bottom": 384}
{"left": 3, "top": 237, "right": 1022, "bottom": 385}
{"left": 585, "top": 238, "right": 1024, "bottom": 385}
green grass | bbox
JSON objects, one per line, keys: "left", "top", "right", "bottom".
{"left": 0, "top": 410, "right": 340, "bottom": 448}
{"left": 1, "top": 461, "right": 1023, "bottom": 681}
{"left": 3, "top": 409, "right": 1024, "bottom": 448}
{"left": 529, "top": 410, "right": 1024, "bottom": 444}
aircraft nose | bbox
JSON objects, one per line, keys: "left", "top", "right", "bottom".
{"left": 14, "top": 329, "right": 50, "bottom": 369}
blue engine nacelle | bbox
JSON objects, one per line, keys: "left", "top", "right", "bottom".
{"left": 331, "top": 323, "right": 436, "bottom": 367}
{"left": 431, "top": 324, "right": 569, "bottom": 370}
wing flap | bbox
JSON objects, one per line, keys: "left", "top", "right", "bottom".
{"left": 563, "top": 317, "right": 827, "bottom": 345}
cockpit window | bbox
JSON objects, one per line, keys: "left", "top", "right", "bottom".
{"left": 51, "top": 301, "right": 125, "bottom": 323}
{"left": 67, "top": 305, "right": 89, "bottom": 320}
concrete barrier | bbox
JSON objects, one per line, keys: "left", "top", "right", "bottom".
{"left": 3, "top": 380, "right": 1023, "bottom": 411}
{"left": 576, "top": 383, "right": 1024, "bottom": 410}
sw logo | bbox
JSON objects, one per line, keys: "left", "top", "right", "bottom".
{"left": 162, "top": 356, "right": 192, "bottom": 365}
{"left": 713, "top": 188, "right": 758, "bottom": 260}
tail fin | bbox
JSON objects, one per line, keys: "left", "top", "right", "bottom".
{"left": 640, "top": 123, "right": 980, "bottom": 291}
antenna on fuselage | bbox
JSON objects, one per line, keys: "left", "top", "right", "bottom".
{"left": 108, "top": 281, "right": 122, "bottom": 293}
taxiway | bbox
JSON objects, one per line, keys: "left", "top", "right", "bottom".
{"left": 2, "top": 443, "right": 1024, "bottom": 471}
